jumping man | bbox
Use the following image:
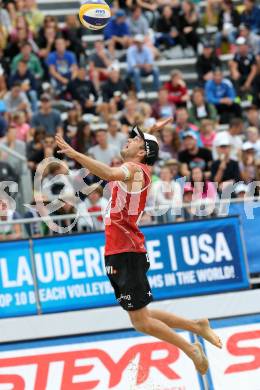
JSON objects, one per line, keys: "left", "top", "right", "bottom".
{"left": 55, "top": 118, "right": 222, "bottom": 375}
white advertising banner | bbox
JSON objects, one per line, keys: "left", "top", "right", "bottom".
{"left": 205, "top": 322, "right": 260, "bottom": 390}
{"left": 0, "top": 332, "right": 202, "bottom": 390}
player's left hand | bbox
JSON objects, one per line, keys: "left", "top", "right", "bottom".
{"left": 149, "top": 117, "right": 173, "bottom": 133}
{"left": 55, "top": 135, "right": 77, "bottom": 159}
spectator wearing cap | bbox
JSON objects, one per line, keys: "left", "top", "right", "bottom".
{"left": 175, "top": 107, "right": 202, "bottom": 146}
{"left": 67, "top": 68, "right": 98, "bottom": 114}
{"left": 196, "top": 42, "right": 222, "bottom": 85}
{"left": 31, "top": 94, "right": 62, "bottom": 135}
{"left": 88, "top": 40, "right": 112, "bottom": 92}
{"left": 46, "top": 37, "right": 78, "bottom": 95}
{"left": 213, "top": 119, "right": 244, "bottom": 161}
{"left": 211, "top": 136, "right": 241, "bottom": 190}
{"left": 238, "top": 23, "right": 260, "bottom": 56}
{"left": 127, "top": 34, "right": 160, "bottom": 94}
{"left": 163, "top": 70, "right": 189, "bottom": 108}
{"left": 11, "top": 42, "right": 43, "bottom": 79}
{"left": 234, "top": 183, "right": 249, "bottom": 199}
{"left": 3, "top": 81, "right": 32, "bottom": 117}
{"left": 178, "top": 131, "right": 213, "bottom": 178}
{"left": 205, "top": 69, "right": 241, "bottom": 124}
{"left": 9, "top": 60, "right": 38, "bottom": 112}
{"left": 104, "top": 9, "right": 130, "bottom": 57}
{"left": 229, "top": 37, "right": 257, "bottom": 97}
{"left": 246, "top": 126, "right": 260, "bottom": 158}
{"left": 189, "top": 88, "right": 218, "bottom": 127}
{"left": 152, "top": 89, "right": 176, "bottom": 120}
{"left": 215, "top": 0, "right": 241, "bottom": 52}
{"left": 239, "top": 141, "right": 257, "bottom": 183}
{"left": 88, "top": 129, "right": 118, "bottom": 165}
{"left": 101, "top": 63, "right": 128, "bottom": 120}
{"left": 240, "top": 0, "right": 260, "bottom": 35}
{"left": 128, "top": 5, "right": 149, "bottom": 37}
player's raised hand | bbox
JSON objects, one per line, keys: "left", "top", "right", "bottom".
{"left": 55, "top": 134, "right": 77, "bottom": 159}
{"left": 149, "top": 117, "right": 173, "bottom": 133}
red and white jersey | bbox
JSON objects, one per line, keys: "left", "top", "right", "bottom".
{"left": 104, "top": 162, "right": 151, "bottom": 255}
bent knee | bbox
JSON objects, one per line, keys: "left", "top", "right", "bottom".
{"left": 131, "top": 318, "right": 151, "bottom": 334}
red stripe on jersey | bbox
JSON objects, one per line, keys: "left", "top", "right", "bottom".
{"left": 104, "top": 163, "right": 151, "bottom": 255}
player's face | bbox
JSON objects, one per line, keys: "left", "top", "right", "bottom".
{"left": 121, "top": 136, "right": 146, "bottom": 161}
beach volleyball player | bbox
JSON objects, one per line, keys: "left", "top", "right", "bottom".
{"left": 55, "top": 118, "right": 222, "bottom": 375}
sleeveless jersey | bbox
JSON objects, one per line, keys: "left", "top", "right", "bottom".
{"left": 104, "top": 162, "right": 151, "bottom": 255}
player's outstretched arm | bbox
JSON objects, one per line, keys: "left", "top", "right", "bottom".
{"left": 55, "top": 135, "right": 133, "bottom": 182}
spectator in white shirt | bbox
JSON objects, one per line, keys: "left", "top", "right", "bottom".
{"left": 107, "top": 117, "right": 127, "bottom": 153}
{"left": 88, "top": 129, "right": 118, "bottom": 165}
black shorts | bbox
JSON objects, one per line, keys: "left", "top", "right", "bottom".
{"left": 105, "top": 252, "right": 153, "bottom": 311}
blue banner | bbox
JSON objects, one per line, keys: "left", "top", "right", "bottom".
{"left": 32, "top": 216, "right": 249, "bottom": 314}
{"left": 0, "top": 216, "right": 249, "bottom": 317}
{"left": 229, "top": 203, "right": 260, "bottom": 274}
{"left": 0, "top": 240, "right": 37, "bottom": 318}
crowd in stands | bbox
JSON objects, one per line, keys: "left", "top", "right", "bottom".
{"left": 0, "top": 0, "right": 260, "bottom": 238}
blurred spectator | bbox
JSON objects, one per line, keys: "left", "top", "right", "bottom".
{"left": 11, "top": 111, "right": 31, "bottom": 142}
{"left": 88, "top": 129, "right": 118, "bottom": 165}
{"left": 196, "top": 43, "right": 222, "bottom": 84}
{"left": 152, "top": 89, "right": 176, "bottom": 119}
{"left": 5, "top": 16, "right": 33, "bottom": 60}
{"left": 237, "top": 23, "right": 260, "bottom": 56}
{"left": 159, "top": 126, "right": 180, "bottom": 160}
{"left": 0, "top": 0, "right": 12, "bottom": 33}
{"left": 46, "top": 37, "right": 78, "bottom": 95}
{"left": 246, "top": 126, "right": 260, "bottom": 157}
{"left": 245, "top": 105, "right": 260, "bottom": 128}
{"left": 37, "top": 16, "right": 58, "bottom": 64}
{"left": 178, "top": 132, "right": 213, "bottom": 177}
{"left": 74, "top": 121, "right": 95, "bottom": 154}
{"left": 107, "top": 117, "right": 127, "bottom": 153}
{"left": 128, "top": 5, "right": 149, "bottom": 36}
{"left": 163, "top": 70, "right": 189, "bottom": 107}
{"left": 101, "top": 63, "right": 128, "bottom": 117}
{"left": 104, "top": 9, "right": 131, "bottom": 57}
{"left": 0, "top": 199, "right": 22, "bottom": 241}
{"left": 205, "top": 69, "right": 241, "bottom": 123}
{"left": 4, "top": 81, "right": 31, "bottom": 117}
{"left": 63, "top": 106, "right": 81, "bottom": 144}
{"left": 9, "top": 60, "right": 38, "bottom": 112}
{"left": 27, "top": 127, "right": 46, "bottom": 173}
{"left": 77, "top": 185, "right": 108, "bottom": 231}
{"left": 240, "top": 0, "right": 260, "bottom": 35}
{"left": 24, "top": 0, "right": 44, "bottom": 33}
{"left": 139, "top": 102, "right": 156, "bottom": 128}
{"left": 127, "top": 34, "right": 160, "bottom": 94}
{"left": 164, "top": 158, "right": 181, "bottom": 181}
{"left": 239, "top": 141, "right": 257, "bottom": 183}
{"left": 202, "top": 0, "right": 220, "bottom": 27}
{"left": 213, "top": 118, "right": 244, "bottom": 161}
{"left": 0, "top": 71, "right": 7, "bottom": 99}
{"left": 229, "top": 37, "right": 257, "bottom": 98}
{"left": 136, "top": 0, "right": 158, "bottom": 26}
{"left": 199, "top": 119, "right": 217, "bottom": 150}
{"left": 178, "top": 0, "right": 199, "bottom": 54}
{"left": 189, "top": 88, "right": 218, "bottom": 126}
{"left": 11, "top": 42, "right": 43, "bottom": 79}
{"left": 175, "top": 107, "right": 201, "bottom": 145}
{"left": 155, "top": 5, "right": 179, "bottom": 50}
{"left": 189, "top": 166, "right": 218, "bottom": 201}
{"left": 211, "top": 136, "right": 241, "bottom": 189}
{"left": 31, "top": 93, "right": 62, "bottom": 135}
{"left": 215, "top": 0, "right": 240, "bottom": 52}
{"left": 120, "top": 98, "right": 138, "bottom": 131}
{"left": 0, "top": 114, "right": 8, "bottom": 138}
{"left": 151, "top": 165, "right": 182, "bottom": 223}
{"left": 67, "top": 68, "right": 98, "bottom": 114}
{"left": 62, "top": 15, "right": 85, "bottom": 63}
{"left": 1, "top": 126, "right": 26, "bottom": 175}
{"left": 89, "top": 40, "right": 112, "bottom": 91}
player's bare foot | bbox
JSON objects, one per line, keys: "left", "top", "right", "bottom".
{"left": 196, "top": 318, "right": 222, "bottom": 349}
{"left": 191, "top": 342, "right": 209, "bottom": 375}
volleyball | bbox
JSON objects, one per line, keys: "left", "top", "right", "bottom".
{"left": 79, "top": 0, "right": 111, "bottom": 30}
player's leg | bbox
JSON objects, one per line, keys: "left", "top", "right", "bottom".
{"left": 148, "top": 309, "right": 222, "bottom": 348}
{"left": 128, "top": 307, "right": 208, "bottom": 375}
